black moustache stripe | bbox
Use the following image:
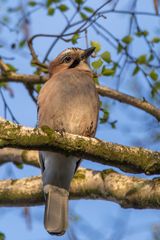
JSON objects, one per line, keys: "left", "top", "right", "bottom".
{"left": 69, "top": 59, "right": 80, "bottom": 68}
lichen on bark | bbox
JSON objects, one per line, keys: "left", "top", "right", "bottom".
{"left": 0, "top": 117, "right": 160, "bottom": 175}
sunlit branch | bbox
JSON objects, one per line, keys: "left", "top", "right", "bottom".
{"left": 0, "top": 168, "right": 160, "bottom": 209}
{"left": 0, "top": 117, "right": 160, "bottom": 175}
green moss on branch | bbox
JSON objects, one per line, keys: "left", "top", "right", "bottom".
{"left": 0, "top": 117, "right": 160, "bottom": 175}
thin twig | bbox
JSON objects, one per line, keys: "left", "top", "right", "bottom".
{"left": 0, "top": 89, "right": 19, "bottom": 124}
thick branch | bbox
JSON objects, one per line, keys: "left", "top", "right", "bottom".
{"left": 0, "top": 168, "right": 160, "bottom": 209}
{"left": 0, "top": 73, "right": 159, "bottom": 121}
{"left": 0, "top": 117, "right": 160, "bottom": 175}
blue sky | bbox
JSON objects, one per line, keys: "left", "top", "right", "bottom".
{"left": 0, "top": 0, "right": 160, "bottom": 239}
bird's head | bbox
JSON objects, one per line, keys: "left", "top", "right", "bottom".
{"left": 49, "top": 47, "right": 95, "bottom": 76}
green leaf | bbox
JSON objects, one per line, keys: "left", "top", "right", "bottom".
{"left": 101, "top": 51, "right": 111, "bottom": 63}
{"left": 122, "top": 35, "right": 133, "bottom": 44}
{"left": 117, "top": 43, "right": 123, "bottom": 53}
{"left": 93, "top": 76, "right": 99, "bottom": 84}
{"left": 36, "top": 84, "right": 42, "bottom": 93}
{"left": 0, "top": 232, "right": 5, "bottom": 240}
{"left": 48, "top": 7, "right": 55, "bottom": 15}
{"left": 19, "top": 39, "right": 26, "bottom": 48}
{"left": 91, "top": 59, "right": 103, "bottom": 70}
{"left": 90, "top": 41, "right": 101, "bottom": 53}
{"left": 80, "top": 12, "right": 87, "bottom": 20}
{"left": 28, "top": 1, "right": 37, "bottom": 6}
{"left": 149, "top": 70, "right": 158, "bottom": 81}
{"left": 58, "top": 4, "right": 68, "bottom": 12}
{"left": 113, "top": 62, "right": 118, "bottom": 71}
{"left": 102, "top": 66, "right": 115, "bottom": 76}
{"left": 136, "top": 54, "right": 147, "bottom": 64}
{"left": 110, "top": 120, "right": 117, "bottom": 129}
{"left": 83, "top": 6, "right": 94, "bottom": 13}
{"left": 46, "top": 0, "right": 60, "bottom": 6}
{"left": 148, "top": 54, "right": 154, "bottom": 62}
{"left": 151, "top": 82, "right": 160, "bottom": 98}
{"left": 100, "top": 109, "right": 109, "bottom": 124}
{"left": 75, "top": 0, "right": 84, "bottom": 5}
{"left": 136, "top": 31, "right": 148, "bottom": 37}
{"left": 151, "top": 37, "right": 160, "bottom": 43}
{"left": 143, "top": 31, "right": 149, "bottom": 37}
{"left": 71, "top": 33, "right": 79, "bottom": 44}
{"left": 6, "top": 64, "right": 17, "bottom": 72}
{"left": 14, "top": 163, "right": 24, "bottom": 169}
{"left": 132, "top": 66, "right": 140, "bottom": 76}
{"left": 46, "top": 0, "right": 52, "bottom": 7}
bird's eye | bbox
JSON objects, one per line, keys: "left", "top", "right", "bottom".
{"left": 63, "top": 56, "right": 72, "bottom": 63}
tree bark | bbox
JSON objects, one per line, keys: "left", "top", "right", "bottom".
{"left": 0, "top": 117, "right": 160, "bottom": 175}
{"left": 0, "top": 148, "right": 39, "bottom": 167}
{"left": 0, "top": 168, "right": 160, "bottom": 209}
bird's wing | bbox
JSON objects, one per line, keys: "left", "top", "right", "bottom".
{"left": 38, "top": 151, "right": 45, "bottom": 173}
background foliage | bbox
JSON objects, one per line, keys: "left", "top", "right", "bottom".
{"left": 1, "top": 0, "right": 160, "bottom": 239}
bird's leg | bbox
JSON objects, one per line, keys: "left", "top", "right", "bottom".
{"left": 56, "top": 128, "right": 66, "bottom": 137}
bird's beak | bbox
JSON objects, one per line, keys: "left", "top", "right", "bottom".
{"left": 81, "top": 47, "right": 96, "bottom": 60}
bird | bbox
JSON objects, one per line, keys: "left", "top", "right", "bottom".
{"left": 37, "top": 46, "right": 99, "bottom": 235}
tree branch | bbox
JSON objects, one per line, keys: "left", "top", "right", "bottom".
{"left": 97, "top": 85, "right": 160, "bottom": 121}
{"left": 0, "top": 148, "right": 39, "bottom": 167}
{"left": 0, "top": 59, "right": 10, "bottom": 72}
{"left": 0, "top": 117, "right": 160, "bottom": 175}
{"left": 0, "top": 73, "right": 160, "bottom": 121}
{"left": 0, "top": 73, "right": 47, "bottom": 84}
{"left": 0, "top": 168, "right": 160, "bottom": 209}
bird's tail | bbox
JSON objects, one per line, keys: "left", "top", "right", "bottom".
{"left": 43, "top": 184, "right": 69, "bottom": 235}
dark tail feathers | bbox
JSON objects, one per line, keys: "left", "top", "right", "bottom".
{"left": 43, "top": 185, "right": 69, "bottom": 235}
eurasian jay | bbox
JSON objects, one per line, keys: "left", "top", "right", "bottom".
{"left": 38, "top": 47, "right": 99, "bottom": 235}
